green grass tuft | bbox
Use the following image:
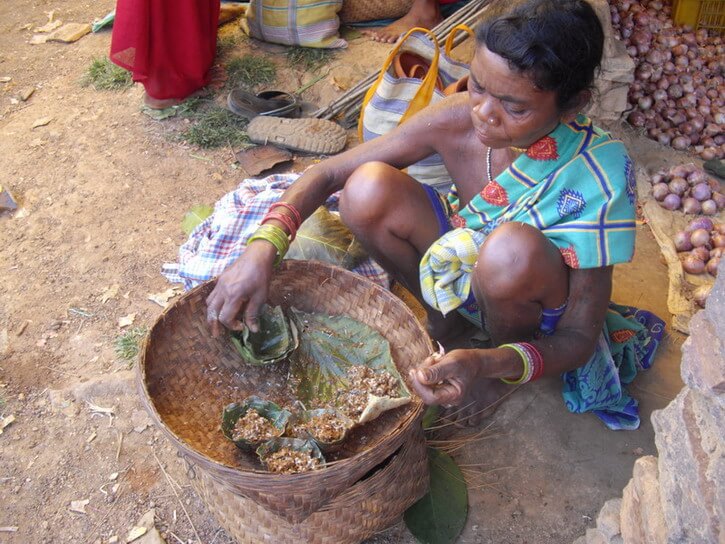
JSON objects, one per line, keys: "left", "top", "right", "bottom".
{"left": 114, "top": 327, "right": 148, "bottom": 362}
{"left": 82, "top": 57, "right": 133, "bottom": 91}
{"left": 226, "top": 54, "right": 277, "bottom": 88}
{"left": 178, "top": 104, "right": 250, "bottom": 149}
{"left": 286, "top": 46, "right": 335, "bottom": 73}
{"left": 217, "top": 30, "right": 247, "bottom": 54}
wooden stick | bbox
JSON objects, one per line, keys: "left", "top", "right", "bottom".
{"left": 153, "top": 453, "right": 203, "bottom": 544}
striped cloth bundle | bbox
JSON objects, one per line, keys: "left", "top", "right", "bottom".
{"left": 241, "top": 0, "right": 347, "bottom": 48}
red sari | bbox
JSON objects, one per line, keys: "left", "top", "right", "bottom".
{"left": 110, "top": 0, "right": 220, "bottom": 100}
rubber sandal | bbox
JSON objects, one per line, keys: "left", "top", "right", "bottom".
{"left": 227, "top": 89, "right": 299, "bottom": 120}
{"left": 247, "top": 117, "right": 347, "bottom": 155}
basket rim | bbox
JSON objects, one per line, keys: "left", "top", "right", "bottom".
{"left": 137, "top": 260, "right": 431, "bottom": 484}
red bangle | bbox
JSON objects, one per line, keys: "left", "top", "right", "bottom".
{"left": 270, "top": 202, "right": 302, "bottom": 229}
{"left": 262, "top": 212, "right": 298, "bottom": 241}
{"left": 520, "top": 342, "right": 544, "bottom": 381}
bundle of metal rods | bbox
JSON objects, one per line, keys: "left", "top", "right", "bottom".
{"left": 311, "top": 0, "right": 491, "bottom": 124}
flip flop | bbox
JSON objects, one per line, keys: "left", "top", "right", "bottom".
{"left": 247, "top": 117, "right": 347, "bottom": 155}
{"left": 227, "top": 89, "right": 300, "bottom": 120}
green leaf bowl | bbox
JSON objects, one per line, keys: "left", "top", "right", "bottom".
{"left": 221, "top": 396, "right": 292, "bottom": 451}
{"left": 230, "top": 304, "right": 299, "bottom": 365}
{"left": 286, "top": 408, "right": 354, "bottom": 453}
{"left": 256, "top": 438, "right": 326, "bottom": 474}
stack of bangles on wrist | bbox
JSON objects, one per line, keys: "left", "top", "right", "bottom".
{"left": 247, "top": 202, "right": 302, "bottom": 266}
{"left": 499, "top": 342, "right": 544, "bottom": 384}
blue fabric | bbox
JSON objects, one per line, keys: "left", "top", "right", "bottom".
{"left": 562, "top": 304, "right": 665, "bottom": 430}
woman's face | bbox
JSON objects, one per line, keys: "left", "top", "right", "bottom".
{"left": 468, "top": 45, "right": 571, "bottom": 149}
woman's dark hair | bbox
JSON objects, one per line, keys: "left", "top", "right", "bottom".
{"left": 476, "top": 0, "right": 604, "bottom": 111}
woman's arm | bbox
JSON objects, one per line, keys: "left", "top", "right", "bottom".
{"left": 207, "top": 98, "right": 466, "bottom": 335}
{"left": 410, "top": 266, "right": 612, "bottom": 404}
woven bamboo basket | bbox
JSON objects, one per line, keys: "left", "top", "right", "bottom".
{"left": 186, "top": 426, "right": 429, "bottom": 544}
{"left": 339, "top": 0, "right": 415, "bottom": 23}
{"left": 138, "top": 260, "right": 433, "bottom": 524}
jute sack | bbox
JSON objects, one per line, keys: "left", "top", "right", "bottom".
{"left": 358, "top": 25, "right": 473, "bottom": 191}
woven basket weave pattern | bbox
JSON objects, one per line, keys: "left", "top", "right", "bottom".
{"left": 339, "top": 0, "right": 415, "bottom": 23}
{"left": 139, "top": 260, "right": 433, "bottom": 523}
{"left": 189, "top": 427, "right": 429, "bottom": 544}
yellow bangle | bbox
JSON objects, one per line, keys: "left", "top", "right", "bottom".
{"left": 248, "top": 224, "right": 290, "bottom": 266}
{"left": 499, "top": 343, "right": 531, "bottom": 385}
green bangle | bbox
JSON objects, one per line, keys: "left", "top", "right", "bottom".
{"left": 248, "top": 224, "right": 290, "bottom": 266}
{"left": 499, "top": 343, "right": 530, "bottom": 385}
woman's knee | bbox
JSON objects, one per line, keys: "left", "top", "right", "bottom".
{"left": 339, "top": 161, "right": 401, "bottom": 226}
{"left": 473, "top": 222, "right": 567, "bottom": 301}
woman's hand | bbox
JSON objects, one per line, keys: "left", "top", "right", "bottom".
{"left": 409, "top": 349, "right": 487, "bottom": 406}
{"left": 205, "top": 241, "right": 277, "bottom": 337}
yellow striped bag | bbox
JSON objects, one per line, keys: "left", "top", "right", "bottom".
{"left": 359, "top": 26, "right": 473, "bottom": 191}
{"left": 241, "top": 0, "right": 347, "bottom": 48}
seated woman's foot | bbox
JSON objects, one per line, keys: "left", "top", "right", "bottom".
{"left": 442, "top": 378, "right": 510, "bottom": 427}
{"left": 143, "top": 93, "right": 183, "bottom": 110}
{"left": 362, "top": 0, "right": 442, "bottom": 43}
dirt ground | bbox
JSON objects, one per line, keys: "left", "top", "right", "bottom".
{"left": 0, "top": 2, "right": 688, "bottom": 543}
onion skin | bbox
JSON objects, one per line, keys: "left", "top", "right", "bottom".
{"left": 687, "top": 217, "right": 715, "bottom": 232}
{"left": 701, "top": 199, "right": 718, "bottom": 215}
{"left": 712, "top": 234, "right": 725, "bottom": 248}
{"left": 691, "top": 228, "right": 711, "bottom": 248}
{"left": 712, "top": 192, "right": 725, "bottom": 209}
{"left": 674, "top": 230, "right": 693, "bottom": 251}
{"left": 691, "top": 182, "right": 712, "bottom": 201}
{"left": 692, "top": 246, "right": 711, "bottom": 261}
{"left": 682, "top": 254, "right": 706, "bottom": 274}
{"left": 652, "top": 182, "right": 670, "bottom": 201}
{"left": 693, "top": 284, "right": 711, "bottom": 308}
{"left": 682, "top": 197, "right": 702, "bottom": 214}
{"left": 662, "top": 193, "right": 682, "bottom": 210}
{"left": 668, "top": 177, "right": 689, "bottom": 195}
{"left": 707, "top": 257, "right": 720, "bottom": 276}
{"left": 711, "top": 247, "right": 725, "bottom": 259}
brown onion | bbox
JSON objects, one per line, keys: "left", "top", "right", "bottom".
{"left": 693, "top": 284, "right": 711, "bottom": 308}
{"left": 692, "top": 246, "right": 711, "bottom": 262}
{"left": 691, "top": 228, "right": 711, "bottom": 247}
{"left": 672, "top": 136, "right": 690, "bottom": 150}
{"left": 707, "top": 257, "right": 720, "bottom": 276}
{"left": 682, "top": 197, "right": 702, "bottom": 214}
{"left": 673, "top": 231, "right": 693, "bottom": 251}
{"left": 702, "top": 199, "right": 718, "bottom": 215}
{"left": 682, "top": 254, "right": 706, "bottom": 274}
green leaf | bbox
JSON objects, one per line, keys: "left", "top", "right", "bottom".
{"left": 422, "top": 406, "right": 440, "bottom": 430}
{"left": 229, "top": 305, "right": 299, "bottom": 365}
{"left": 288, "top": 308, "right": 410, "bottom": 424}
{"left": 181, "top": 204, "right": 213, "bottom": 235}
{"left": 286, "top": 207, "right": 367, "bottom": 269}
{"left": 404, "top": 448, "right": 469, "bottom": 544}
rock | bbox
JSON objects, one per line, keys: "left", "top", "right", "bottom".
{"left": 705, "top": 261, "right": 725, "bottom": 350}
{"left": 29, "top": 35, "right": 48, "bottom": 45}
{"left": 46, "top": 23, "right": 91, "bottom": 43}
{"left": 131, "top": 409, "right": 152, "bottom": 434}
{"left": 680, "top": 311, "right": 725, "bottom": 400}
{"left": 652, "top": 389, "right": 724, "bottom": 543}
{"left": 0, "top": 329, "right": 8, "bottom": 356}
{"left": 0, "top": 187, "right": 18, "bottom": 212}
{"left": 0, "top": 77, "right": 11, "bottom": 83}
{"left": 583, "top": 528, "right": 610, "bottom": 544}
{"left": 32, "top": 117, "right": 53, "bottom": 129}
{"left": 595, "top": 498, "right": 622, "bottom": 539}
{"left": 18, "top": 87, "right": 34, "bottom": 101}
{"left": 619, "top": 456, "right": 667, "bottom": 544}
{"left": 69, "top": 499, "right": 90, "bottom": 514}
{"left": 131, "top": 509, "right": 166, "bottom": 544}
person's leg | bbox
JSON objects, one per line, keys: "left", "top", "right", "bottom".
{"left": 362, "top": 0, "right": 442, "bottom": 44}
{"left": 338, "top": 161, "right": 470, "bottom": 341}
{"left": 451, "top": 221, "right": 569, "bottom": 425}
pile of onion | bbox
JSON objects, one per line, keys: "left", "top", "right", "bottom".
{"left": 650, "top": 162, "right": 725, "bottom": 213}
{"left": 674, "top": 217, "right": 724, "bottom": 282}
{"left": 610, "top": 0, "right": 724, "bottom": 160}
